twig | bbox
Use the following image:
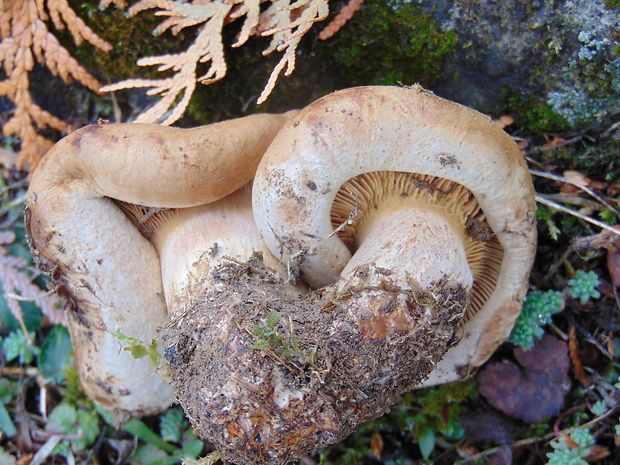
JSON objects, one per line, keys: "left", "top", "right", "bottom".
{"left": 544, "top": 229, "right": 618, "bottom": 280}
{"left": 553, "top": 403, "right": 588, "bottom": 434}
{"left": 530, "top": 169, "right": 620, "bottom": 218}
{"left": 327, "top": 201, "right": 359, "bottom": 238}
{"left": 600, "top": 120, "right": 620, "bottom": 139}
{"left": 29, "top": 435, "right": 65, "bottom": 465}
{"left": 569, "top": 318, "right": 614, "bottom": 360}
{"left": 525, "top": 135, "right": 583, "bottom": 157}
{"left": 4, "top": 289, "right": 57, "bottom": 301}
{"left": 2, "top": 366, "right": 40, "bottom": 377}
{"left": 536, "top": 194, "right": 620, "bottom": 236}
{"left": 455, "top": 406, "right": 620, "bottom": 465}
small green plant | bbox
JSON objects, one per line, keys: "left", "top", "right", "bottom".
{"left": 567, "top": 270, "right": 601, "bottom": 304}
{"left": 38, "top": 325, "right": 73, "bottom": 385}
{"left": 46, "top": 401, "right": 101, "bottom": 456}
{"left": 0, "top": 379, "right": 19, "bottom": 438}
{"left": 510, "top": 290, "right": 564, "bottom": 349}
{"left": 160, "top": 409, "right": 189, "bottom": 443}
{"left": 590, "top": 400, "right": 608, "bottom": 416}
{"left": 112, "top": 330, "right": 162, "bottom": 366}
{"left": 546, "top": 428, "right": 595, "bottom": 465}
{"left": 250, "top": 311, "right": 304, "bottom": 358}
{"left": 250, "top": 311, "right": 289, "bottom": 351}
{"left": 510, "top": 270, "right": 601, "bottom": 350}
{"left": 1, "top": 331, "right": 40, "bottom": 364}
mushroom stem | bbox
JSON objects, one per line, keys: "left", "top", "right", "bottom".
{"left": 150, "top": 187, "right": 299, "bottom": 315}
{"left": 338, "top": 206, "right": 474, "bottom": 294}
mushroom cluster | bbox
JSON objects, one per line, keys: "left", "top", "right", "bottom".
{"left": 26, "top": 86, "right": 536, "bottom": 465}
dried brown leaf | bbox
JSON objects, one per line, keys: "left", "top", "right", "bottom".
{"left": 478, "top": 335, "right": 571, "bottom": 423}
{"left": 1, "top": 0, "right": 112, "bottom": 168}
{"left": 318, "top": 0, "right": 363, "bottom": 40}
{"left": 370, "top": 432, "right": 383, "bottom": 459}
{"left": 568, "top": 325, "right": 589, "bottom": 386}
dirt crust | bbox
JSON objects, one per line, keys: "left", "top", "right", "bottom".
{"left": 162, "top": 254, "right": 466, "bottom": 465}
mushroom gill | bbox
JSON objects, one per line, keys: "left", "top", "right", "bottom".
{"left": 330, "top": 171, "right": 504, "bottom": 321}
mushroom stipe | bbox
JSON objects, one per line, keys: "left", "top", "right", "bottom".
{"left": 163, "top": 253, "right": 466, "bottom": 465}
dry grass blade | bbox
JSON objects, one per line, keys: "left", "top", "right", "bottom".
{"left": 568, "top": 325, "right": 589, "bottom": 387}
{"left": 530, "top": 169, "right": 620, "bottom": 218}
{"left": 535, "top": 194, "right": 620, "bottom": 237}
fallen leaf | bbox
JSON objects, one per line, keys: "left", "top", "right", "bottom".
{"left": 460, "top": 411, "right": 513, "bottom": 445}
{"left": 563, "top": 170, "right": 591, "bottom": 187}
{"left": 606, "top": 225, "right": 620, "bottom": 286}
{"left": 584, "top": 444, "right": 610, "bottom": 461}
{"left": 478, "top": 335, "right": 571, "bottom": 423}
{"left": 568, "top": 325, "right": 588, "bottom": 386}
{"left": 456, "top": 443, "right": 480, "bottom": 459}
{"left": 542, "top": 135, "right": 567, "bottom": 151}
{"left": 370, "top": 432, "right": 383, "bottom": 459}
{"left": 494, "top": 115, "right": 515, "bottom": 129}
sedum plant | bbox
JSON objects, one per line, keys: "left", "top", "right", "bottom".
{"left": 546, "top": 428, "right": 595, "bottom": 465}
{"left": 567, "top": 270, "right": 601, "bottom": 304}
{"left": 510, "top": 270, "right": 601, "bottom": 350}
{"left": 509, "top": 290, "right": 564, "bottom": 349}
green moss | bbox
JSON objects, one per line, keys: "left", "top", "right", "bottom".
{"left": 323, "top": 1, "right": 458, "bottom": 87}
{"left": 552, "top": 142, "right": 620, "bottom": 181}
{"left": 180, "top": 34, "right": 333, "bottom": 124}
{"left": 506, "top": 92, "right": 572, "bottom": 135}
{"left": 64, "top": 2, "right": 192, "bottom": 82}
{"left": 184, "top": 0, "right": 461, "bottom": 124}
{"left": 605, "top": 0, "right": 620, "bottom": 8}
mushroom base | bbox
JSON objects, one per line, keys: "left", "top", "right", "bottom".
{"left": 162, "top": 254, "right": 467, "bottom": 465}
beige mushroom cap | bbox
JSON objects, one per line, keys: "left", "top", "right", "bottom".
{"left": 27, "top": 112, "right": 296, "bottom": 416}
{"left": 252, "top": 86, "right": 536, "bottom": 384}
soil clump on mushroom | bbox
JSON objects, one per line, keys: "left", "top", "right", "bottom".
{"left": 162, "top": 252, "right": 467, "bottom": 465}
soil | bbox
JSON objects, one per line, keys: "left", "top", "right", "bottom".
{"left": 162, "top": 253, "right": 467, "bottom": 465}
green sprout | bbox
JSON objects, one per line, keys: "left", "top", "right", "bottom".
{"left": 249, "top": 311, "right": 318, "bottom": 369}
{"left": 2, "top": 331, "right": 40, "bottom": 364}
{"left": 510, "top": 290, "right": 564, "bottom": 349}
{"left": 590, "top": 400, "right": 608, "bottom": 416}
{"left": 46, "top": 402, "right": 100, "bottom": 456}
{"left": 250, "top": 311, "right": 300, "bottom": 358}
{"left": 567, "top": 270, "right": 601, "bottom": 304}
{"left": 112, "top": 330, "right": 162, "bottom": 366}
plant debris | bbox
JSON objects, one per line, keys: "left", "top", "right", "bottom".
{"left": 162, "top": 253, "right": 466, "bottom": 465}
{"left": 478, "top": 335, "right": 571, "bottom": 423}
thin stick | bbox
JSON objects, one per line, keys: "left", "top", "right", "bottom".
{"left": 530, "top": 169, "right": 620, "bottom": 218}
{"left": 536, "top": 194, "right": 620, "bottom": 237}
{"left": 4, "top": 289, "right": 56, "bottom": 302}
{"left": 455, "top": 406, "right": 620, "bottom": 465}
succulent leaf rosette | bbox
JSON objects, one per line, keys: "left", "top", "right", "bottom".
{"left": 26, "top": 86, "right": 536, "bottom": 465}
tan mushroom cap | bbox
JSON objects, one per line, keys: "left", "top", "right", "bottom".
{"left": 26, "top": 112, "right": 296, "bottom": 416}
{"left": 252, "top": 86, "right": 536, "bottom": 385}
